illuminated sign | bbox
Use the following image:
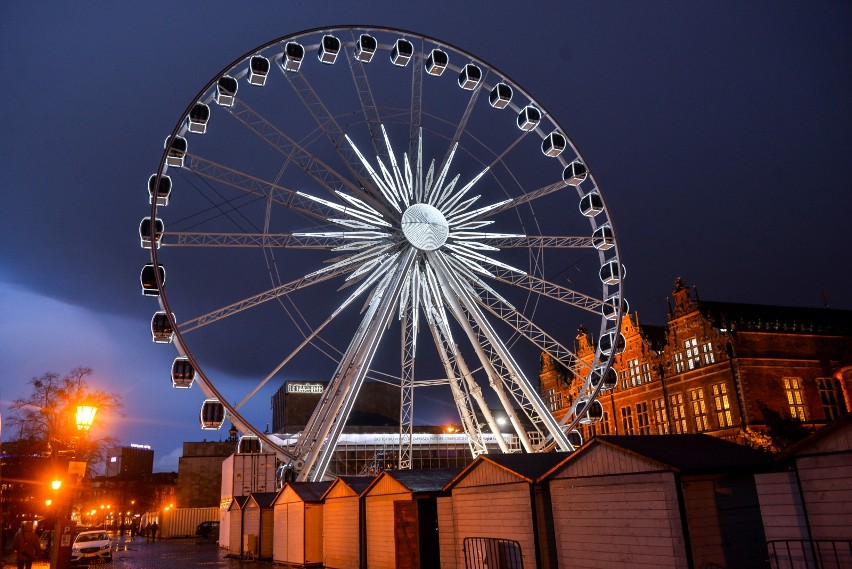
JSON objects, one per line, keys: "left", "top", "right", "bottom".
{"left": 130, "top": 443, "right": 152, "bottom": 449}
{"left": 286, "top": 382, "right": 324, "bottom": 395}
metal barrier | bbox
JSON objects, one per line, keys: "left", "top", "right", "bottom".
{"left": 464, "top": 537, "right": 524, "bottom": 569}
{"left": 765, "top": 539, "right": 852, "bottom": 569}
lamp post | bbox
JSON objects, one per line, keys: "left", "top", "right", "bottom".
{"left": 51, "top": 404, "right": 98, "bottom": 569}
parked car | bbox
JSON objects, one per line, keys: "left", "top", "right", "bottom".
{"left": 70, "top": 530, "right": 112, "bottom": 564}
{"left": 195, "top": 521, "right": 219, "bottom": 539}
{"left": 39, "top": 530, "right": 53, "bottom": 558}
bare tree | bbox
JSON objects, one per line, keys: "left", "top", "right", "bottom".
{"left": 7, "top": 367, "right": 124, "bottom": 471}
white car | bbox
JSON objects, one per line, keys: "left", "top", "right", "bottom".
{"left": 70, "top": 530, "right": 113, "bottom": 564}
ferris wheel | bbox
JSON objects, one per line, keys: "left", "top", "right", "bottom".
{"left": 140, "top": 26, "right": 625, "bottom": 482}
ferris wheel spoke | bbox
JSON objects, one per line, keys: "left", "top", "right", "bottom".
{"left": 160, "top": 231, "right": 347, "bottom": 249}
{"left": 408, "top": 49, "right": 424, "bottom": 158}
{"left": 281, "top": 71, "right": 390, "bottom": 215}
{"left": 294, "top": 248, "right": 417, "bottom": 481}
{"left": 184, "top": 154, "right": 334, "bottom": 222}
{"left": 482, "top": 265, "right": 604, "bottom": 314}
{"left": 233, "top": 300, "right": 346, "bottom": 412}
{"left": 491, "top": 180, "right": 574, "bottom": 217}
{"left": 342, "top": 39, "right": 387, "bottom": 163}
{"left": 437, "top": 69, "right": 488, "bottom": 175}
{"left": 468, "top": 276, "right": 581, "bottom": 376}
{"left": 223, "top": 99, "right": 383, "bottom": 212}
{"left": 482, "top": 235, "right": 596, "bottom": 249}
{"left": 177, "top": 262, "right": 356, "bottom": 333}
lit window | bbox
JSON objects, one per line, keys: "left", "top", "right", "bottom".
{"left": 546, "top": 389, "right": 563, "bottom": 412}
{"left": 628, "top": 358, "right": 640, "bottom": 387}
{"left": 689, "top": 387, "right": 710, "bottom": 432}
{"left": 641, "top": 362, "right": 652, "bottom": 383}
{"left": 674, "top": 352, "right": 685, "bottom": 374}
{"left": 685, "top": 338, "right": 700, "bottom": 370}
{"left": 702, "top": 342, "right": 715, "bottom": 365}
{"left": 712, "top": 383, "right": 733, "bottom": 427}
{"left": 783, "top": 377, "right": 807, "bottom": 421}
{"left": 636, "top": 402, "right": 651, "bottom": 435}
{"left": 670, "top": 393, "right": 688, "bottom": 434}
{"left": 817, "top": 378, "right": 844, "bottom": 421}
{"left": 652, "top": 398, "right": 669, "bottom": 434}
{"left": 621, "top": 406, "right": 635, "bottom": 435}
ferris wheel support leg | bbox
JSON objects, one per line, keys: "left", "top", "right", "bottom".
{"left": 420, "top": 260, "right": 508, "bottom": 453}
{"left": 434, "top": 253, "right": 573, "bottom": 453}
{"left": 429, "top": 256, "right": 534, "bottom": 452}
{"left": 450, "top": 343, "right": 510, "bottom": 454}
{"left": 295, "top": 248, "right": 417, "bottom": 481}
{"left": 425, "top": 317, "right": 488, "bottom": 457}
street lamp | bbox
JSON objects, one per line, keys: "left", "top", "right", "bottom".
{"left": 75, "top": 405, "right": 97, "bottom": 432}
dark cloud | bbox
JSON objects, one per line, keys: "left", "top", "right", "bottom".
{"left": 2, "top": 2, "right": 850, "bottom": 468}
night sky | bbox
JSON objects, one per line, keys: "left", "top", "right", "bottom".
{"left": 1, "top": 2, "right": 850, "bottom": 472}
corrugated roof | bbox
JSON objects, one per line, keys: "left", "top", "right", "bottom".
{"left": 593, "top": 434, "right": 773, "bottom": 472}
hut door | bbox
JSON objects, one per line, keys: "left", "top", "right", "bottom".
{"left": 394, "top": 500, "right": 420, "bottom": 569}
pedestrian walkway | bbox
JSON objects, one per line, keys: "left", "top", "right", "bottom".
{"left": 2, "top": 536, "right": 272, "bottom": 569}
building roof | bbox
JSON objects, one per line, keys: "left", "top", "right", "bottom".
{"left": 285, "top": 481, "right": 333, "bottom": 503}
{"left": 248, "top": 491, "right": 276, "bottom": 508}
{"left": 586, "top": 435, "right": 773, "bottom": 473}
{"left": 367, "top": 467, "right": 460, "bottom": 495}
{"left": 228, "top": 495, "right": 249, "bottom": 511}
{"left": 445, "top": 452, "right": 569, "bottom": 490}
{"left": 778, "top": 413, "right": 852, "bottom": 460}
{"left": 698, "top": 301, "right": 852, "bottom": 336}
{"left": 334, "top": 475, "right": 375, "bottom": 496}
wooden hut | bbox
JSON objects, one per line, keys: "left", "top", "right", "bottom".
{"left": 363, "top": 468, "right": 459, "bottom": 569}
{"left": 441, "top": 453, "right": 567, "bottom": 569}
{"left": 757, "top": 414, "right": 852, "bottom": 567}
{"left": 226, "top": 496, "right": 249, "bottom": 557}
{"left": 242, "top": 492, "right": 275, "bottom": 560}
{"left": 271, "top": 481, "right": 331, "bottom": 567}
{"left": 321, "top": 476, "right": 374, "bottom": 569}
{"left": 543, "top": 435, "right": 772, "bottom": 569}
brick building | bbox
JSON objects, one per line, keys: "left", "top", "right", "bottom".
{"left": 540, "top": 278, "right": 852, "bottom": 447}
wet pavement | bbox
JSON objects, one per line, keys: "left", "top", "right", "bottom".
{"left": 2, "top": 536, "right": 273, "bottom": 569}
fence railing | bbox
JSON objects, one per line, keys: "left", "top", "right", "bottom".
{"left": 765, "top": 539, "right": 852, "bottom": 569}
{"left": 464, "top": 537, "right": 524, "bottom": 569}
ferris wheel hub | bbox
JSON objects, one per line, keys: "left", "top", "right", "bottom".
{"left": 401, "top": 203, "right": 449, "bottom": 251}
